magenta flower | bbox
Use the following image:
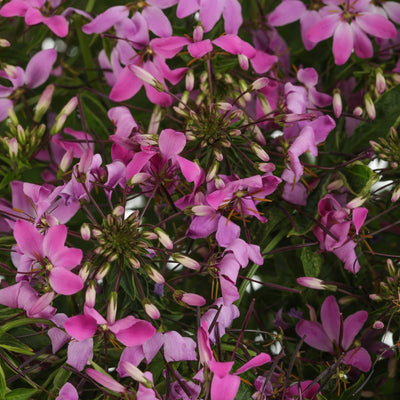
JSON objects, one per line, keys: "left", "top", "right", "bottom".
{"left": 306, "top": 0, "right": 397, "bottom": 65}
{"left": 56, "top": 382, "right": 78, "bottom": 400}
{"left": 296, "top": 295, "right": 371, "bottom": 372}
{"left": 13, "top": 220, "right": 83, "bottom": 295}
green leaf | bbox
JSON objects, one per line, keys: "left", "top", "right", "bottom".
{"left": 338, "top": 161, "right": 378, "bottom": 196}
{"left": 301, "top": 247, "right": 323, "bottom": 277}
{"left": 0, "top": 363, "right": 10, "bottom": 399}
{"left": 80, "top": 92, "right": 110, "bottom": 140}
{"left": 50, "top": 368, "right": 72, "bottom": 393}
{"left": 343, "top": 85, "right": 400, "bottom": 153}
{"left": 0, "top": 332, "right": 34, "bottom": 355}
{"left": 0, "top": 318, "right": 52, "bottom": 333}
{"left": 4, "top": 388, "right": 37, "bottom": 400}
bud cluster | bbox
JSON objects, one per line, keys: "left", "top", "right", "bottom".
{"left": 370, "top": 127, "right": 400, "bottom": 168}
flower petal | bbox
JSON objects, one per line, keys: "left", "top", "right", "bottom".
{"left": 356, "top": 13, "right": 396, "bottom": 39}
{"left": 296, "top": 320, "right": 334, "bottom": 352}
{"left": 332, "top": 22, "right": 353, "bottom": 65}
{"left": 235, "top": 353, "right": 271, "bottom": 374}
{"left": 321, "top": 296, "right": 341, "bottom": 344}
{"left": 49, "top": 268, "right": 83, "bottom": 295}
{"left": 342, "top": 310, "right": 368, "bottom": 350}
{"left": 306, "top": 14, "right": 340, "bottom": 43}
{"left": 65, "top": 314, "right": 97, "bottom": 341}
{"left": 268, "top": 0, "right": 306, "bottom": 26}
{"left": 25, "top": 49, "right": 57, "bottom": 88}
{"left": 343, "top": 347, "right": 371, "bottom": 372}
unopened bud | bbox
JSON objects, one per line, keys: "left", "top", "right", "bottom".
{"left": 128, "top": 172, "right": 149, "bottom": 186}
{"left": 78, "top": 148, "right": 93, "bottom": 174}
{"left": 144, "top": 301, "right": 160, "bottom": 319}
{"left": 346, "top": 196, "right": 367, "bottom": 209}
{"left": 369, "top": 140, "right": 382, "bottom": 153}
{"left": 251, "top": 142, "right": 269, "bottom": 161}
{"left": 4, "top": 64, "right": 17, "bottom": 79}
{"left": 376, "top": 70, "right": 386, "bottom": 94}
{"left": 332, "top": 89, "right": 342, "bottom": 118}
{"left": 120, "top": 361, "right": 153, "bottom": 388}
{"left": 59, "top": 148, "right": 74, "bottom": 174}
{"left": 392, "top": 186, "right": 400, "bottom": 202}
{"left": 95, "top": 263, "right": 111, "bottom": 280}
{"left": 296, "top": 277, "right": 333, "bottom": 291}
{"left": 85, "top": 282, "right": 97, "bottom": 307}
{"left": 154, "top": 228, "right": 173, "bottom": 250}
{"left": 80, "top": 223, "right": 91, "bottom": 241}
{"left": 34, "top": 84, "right": 55, "bottom": 122}
{"left": 51, "top": 113, "right": 67, "bottom": 135}
{"left": 174, "top": 291, "right": 206, "bottom": 306}
{"left": 7, "top": 108, "right": 18, "bottom": 126}
{"left": 238, "top": 54, "right": 249, "bottom": 70}
{"left": 369, "top": 293, "right": 382, "bottom": 301}
{"left": 113, "top": 205, "right": 125, "bottom": 217}
{"left": 214, "top": 175, "right": 225, "bottom": 189}
{"left": 250, "top": 77, "right": 269, "bottom": 92}
{"left": 214, "top": 148, "right": 223, "bottom": 161}
{"left": 206, "top": 160, "right": 219, "bottom": 182}
{"left": 353, "top": 106, "right": 363, "bottom": 117}
{"left": 387, "top": 258, "right": 395, "bottom": 276}
{"left": 172, "top": 253, "right": 200, "bottom": 270}
{"left": 0, "top": 39, "right": 10, "bottom": 47}
{"left": 79, "top": 261, "right": 91, "bottom": 282}
{"left": 364, "top": 94, "right": 376, "bottom": 120}
{"left": 258, "top": 94, "right": 272, "bottom": 116}
{"left": 326, "top": 179, "right": 344, "bottom": 191}
{"left": 130, "top": 65, "right": 165, "bottom": 92}
{"left": 60, "top": 96, "right": 78, "bottom": 116}
{"left": 216, "top": 102, "right": 232, "bottom": 112}
{"left": 143, "top": 264, "right": 165, "bottom": 284}
{"left": 373, "top": 320, "right": 384, "bottom": 329}
{"left": 191, "top": 205, "right": 215, "bottom": 216}
{"left": 8, "top": 137, "right": 18, "bottom": 159}
{"left": 107, "top": 292, "right": 118, "bottom": 325}
{"left": 185, "top": 70, "right": 194, "bottom": 91}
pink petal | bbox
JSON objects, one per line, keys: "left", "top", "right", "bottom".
{"left": 151, "top": 36, "right": 190, "bottom": 59}
{"left": 82, "top": 6, "right": 129, "bottom": 34}
{"left": 67, "top": 339, "right": 93, "bottom": 371}
{"left": 142, "top": 6, "right": 172, "bottom": 37}
{"left": 342, "top": 311, "right": 368, "bottom": 350}
{"left": 297, "top": 67, "right": 318, "bottom": 87}
{"left": 199, "top": 0, "right": 224, "bottom": 32}
{"left": 209, "top": 360, "right": 234, "bottom": 377}
{"left": 268, "top": 0, "right": 306, "bottom": 26}
{"left": 43, "top": 224, "right": 67, "bottom": 257}
{"left": 383, "top": 1, "right": 400, "bottom": 24}
{"left": 25, "top": 49, "right": 57, "bottom": 88}
{"left": 250, "top": 50, "right": 277, "bottom": 73}
{"left": 65, "top": 314, "right": 97, "bottom": 341}
{"left": 333, "top": 240, "right": 360, "bottom": 273}
{"left": 343, "top": 347, "right": 371, "bottom": 372}
{"left": 24, "top": 7, "right": 44, "bottom": 25}
{"left": 42, "top": 15, "right": 69, "bottom": 37}
{"left": 176, "top": 0, "right": 199, "bottom": 18}
{"left": 352, "top": 207, "right": 368, "bottom": 235}
{"left": 14, "top": 220, "right": 44, "bottom": 260}
{"left": 352, "top": 22, "right": 373, "bottom": 59}
{"left": 0, "top": 282, "right": 21, "bottom": 308}
{"left": 356, "top": 13, "right": 396, "bottom": 39}
{"left": 114, "top": 321, "right": 156, "bottom": 347}
{"left": 216, "top": 216, "right": 240, "bottom": 247}
{"left": 211, "top": 374, "right": 240, "bottom": 400}
{"left": 306, "top": 14, "right": 340, "bottom": 43}
{"left": 163, "top": 331, "right": 197, "bottom": 362}
{"left": 300, "top": 10, "right": 321, "bottom": 50}
{"left": 176, "top": 155, "right": 200, "bottom": 182}
{"left": 332, "top": 22, "right": 353, "bottom": 65}
{"left": 49, "top": 268, "right": 83, "bottom": 295}
{"left": 109, "top": 66, "right": 142, "bottom": 102}
{"left": 57, "top": 382, "right": 78, "bottom": 400}
{"left": 296, "top": 320, "right": 334, "bottom": 352}
{"left": 48, "top": 327, "right": 70, "bottom": 353}
{"left": 86, "top": 369, "right": 125, "bottom": 393}
{"left": 0, "top": 0, "right": 29, "bottom": 17}
{"left": 159, "top": 129, "right": 186, "bottom": 159}
{"left": 188, "top": 40, "right": 213, "bottom": 58}
{"left": 212, "top": 34, "right": 256, "bottom": 58}
{"left": 222, "top": 0, "right": 242, "bottom": 34}
{"left": 0, "top": 99, "right": 14, "bottom": 122}
{"left": 235, "top": 353, "right": 271, "bottom": 374}
{"left": 321, "top": 296, "right": 341, "bottom": 344}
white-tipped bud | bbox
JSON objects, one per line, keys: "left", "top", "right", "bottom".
{"left": 107, "top": 292, "right": 118, "bottom": 325}
{"left": 297, "top": 277, "right": 329, "bottom": 290}
{"left": 148, "top": 105, "right": 162, "bottom": 134}
{"left": 78, "top": 148, "right": 93, "bottom": 174}
{"left": 60, "top": 96, "right": 78, "bottom": 116}
{"left": 238, "top": 54, "right": 249, "bottom": 70}
{"left": 172, "top": 253, "right": 200, "bottom": 270}
{"left": 0, "top": 39, "right": 10, "bottom": 47}
{"left": 216, "top": 102, "right": 232, "bottom": 112}
{"left": 8, "top": 137, "right": 18, "bottom": 159}
{"left": 191, "top": 205, "right": 215, "bottom": 216}
{"left": 326, "top": 179, "right": 344, "bottom": 191}
{"left": 251, "top": 142, "right": 269, "bottom": 161}
{"left": 392, "top": 186, "right": 400, "bottom": 202}
{"left": 144, "top": 302, "right": 160, "bottom": 320}
{"left": 373, "top": 320, "right": 384, "bottom": 329}
{"left": 364, "top": 94, "right": 376, "bottom": 120}
{"left": 154, "top": 228, "right": 173, "bottom": 250}
{"left": 130, "top": 65, "right": 165, "bottom": 92}
{"left": 112, "top": 205, "right": 125, "bottom": 217}
{"left": 128, "top": 172, "right": 149, "bottom": 186}
{"left": 258, "top": 94, "right": 272, "bottom": 116}
{"left": 95, "top": 263, "right": 111, "bottom": 280}
{"left": 206, "top": 160, "right": 219, "bottom": 182}
{"left": 4, "top": 64, "right": 17, "bottom": 79}
{"left": 7, "top": 108, "right": 19, "bottom": 126}
{"left": 214, "top": 148, "right": 223, "bottom": 161}
{"left": 214, "top": 175, "right": 225, "bottom": 189}
{"left": 376, "top": 70, "right": 386, "bottom": 94}
{"left": 51, "top": 113, "right": 67, "bottom": 135}
{"left": 16, "top": 125, "right": 26, "bottom": 144}
{"left": 346, "top": 196, "right": 367, "bottom": 209}
{"left": 143, "top": 264, "right": 165, "bottom": 284}
{"left": 250, "top": 77, "right": 269, "bottom": 92}
{"left": 193, "top": 25, "right": 204, "bottom": 42}
{"left": 353, "top": 106, "right": 363, "bottom": 117}
{"left": 80, "top": 223, "right": 91, "bottom": 241}
{"left": 185, "top": 69, "right": 194, "bottom": 92}
{"left": 120, "top": 362, "right": 153, "bottom": 388}
{"left": 34, "top": 84, "right": 55, "bottom": 123}
{"left": 332, "top": 89, "right": 342, "bottom": 118}
{"left": 79, "top": 262, "right": 91, "bottom": 282}
{"left": 85, "top": 282, "right": 97, "bottom": 308}
{"left": 59, "top": 148, "right": 74, "bottom": 174}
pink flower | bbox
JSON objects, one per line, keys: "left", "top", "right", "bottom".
{"left": 296, "top": 296, "right": 371, "bottom": 372}
{"left": 13, "top": 220, "right": 83, "bottom": 295}
{"left": 306, "top": 0, "right": 397, "bottom": 65}
{"left": 56, "top": 382, "right": 78, "bottom": 400}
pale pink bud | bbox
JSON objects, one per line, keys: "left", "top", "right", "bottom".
{"left": 112, "top": 205, "right": 125, "bottom": 217}
{"left": 86, "top": 368, "right": 125, "bottom": 393}
{"left": 373, "top": 320, "right": 384, "bottom": 329}
{"left": 85, "top": 282, "right": 97, "bottom": 307}
{"left": 34, "top": 84, "right": 55, "bottom": 122}
{"left": 80, "top": 223, "right": 91, "bottom": 241}
{"left": 214, "top": 176, "right": 225, "bottom": 189}
{"left": 59, "top": 148, "right": 74, "bottom": 173}
{"left": 185, "top": 70, "right": 194, "bottom": 91}
{"left": 332, "top": 89, "right": 342, "bottom": 118}
{"left": 376, "top": 70, "right": 386, "bottom": 94}
{"left": 130, "top": 65, "right": 165, "bottom": 92}
{"left": 346, "top": 196, "right": 367, "bottom": 209}
{"left": 297, "top": 277, "right": 328, "bottom": 290}
{"left": 172, "top": 253, "right": 200, "bottom": 270}
{"left": 0, "top": 39, "right": 10, "bottom": 47}
{"left": 60, "top": 96, "right": 78, "bottom": 116}
{"left": 257, "top": 162, "right": 275, "bottom": 173}
{"left": 353, "top": 106, "right": 363, "bottom": 116}
{"left": 78, "top": 148, "right": 93, "bottom": 174}
{"left": 258, "top": 95, "right": 272, "bottom": 115}
{"left": 364, "top": 94, "right": 376, "bottom": 120}
{"left": 120, "top": 361, "right": 153, "bottom": 388}
{"left": 128, "top": 172, "right": 149, "bottom": 186}
{"left": 392, "top": 186, "right": 400, "bottom": 202}
{"left": 326, "top": 179, "right": 344, "bottom": 191}
{"left": 197, "top": 321, "right": 213, "bottom": 366}
{"left": 250, "top": 77, "right": 269, "bottom": 92}
{"left": 144, "top": 302, "right": 160, "bottom": 320}
{"left": 154, "top": 228, "right": 173, "bottom": 250}
{"left": 8, "top": 137, "right": 18, "bottom": 158}
{"left": 216, "top": 102, "right": 232, "bottom": 112}
{"left": 191, "top": 205, "right": 215, "bottom": 216}
{"left": 193, "top": 26, "right": 204, "bottom": 42}
{"left": 181, "top": 292, "right": 206, "bottom": 306}
{"left": 4, "top": 64, "right": 18, "bottom": 79}
{"left": 51, "top": 113, "right": 67, "bottom": 135}
{"left": 369, "top": 294, "right": 382, "bottom": 301}
{"left": 238, "top": 54, "right": 249, "bottom": 70}
{"left": 206, "top": 160, "right": 219, "bottom": 182}
{"left": 251, "top": 142, "right": 269, "bottom": 161}
{"left": 143, "top": 265, "right": 165, "bottom": 284}
{"left": 107, "top": 292, "right": 118, "bottom": 325}
{"left": 79, "top": 262, "right": 91, "bottom": 282}
{"left": 95, "top": 263, "right": 110, "bottom": 280}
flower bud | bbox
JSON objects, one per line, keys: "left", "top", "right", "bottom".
{"left": 376, "top": 70, "right": 386, "bottom": 94}
{"left": 51, "top": 113, "right": 67, "bottom": 135}
{"left": 59, "top": 148, "right": 74, "bottom": 174}
{"left": 238, "top": 54, "right": 249, "bottom": 70}
{"left": 297, "top": 277, "right": 330, "bottom": 290}
{"left": 392, "top": 186, "right": 400, "bottom": 202}
{"left": 144, "top": 301, "right": 160, "bottom": 319}
{"left": 60, "top": 96, "right": 78, "bottom": 116}
{"left": 258, "top": 94, "right": 272, "bottom": 116}
{"left": 181, "top": 292, "right": 206, "bottom": 306}
{"left": 128, "top": 172, "right": 150, "bottom": 186}
{"left": 130, "top": 65, "right": 165, "bottom": 92}
{"left": 79, "top": 261, "right": 91, "bottom": 282}
{"left": 78, "top": 148, "right": 93, "bottom": 174}
{"left": 34, "top": 84, "right": 55, "bottom": 123}
{"left": 7, "top": 108, "right": 19, "bottom": 126}
{"left": 373, "top": 321, "right": 384, "bottom": 329}
{"left": 364, "top": 94, "right": 376, "bottom": 120}
{"left": 107, "top": 292, "right": 118, "bottom": 325}
{"left": 112, "top": 205, "right": 125, "bottom": 217}
{"left": 346, "top": 196, "right": 367, "bottom": 209}
{"left": 332, "top": 89, "right": 342, "bottom": 118}
{"left": 95, "top": 263, "right": 111, "bottom": 280}
{"left": 251, "top": 142, "right": 269, "bottom": 161}
{"left": 154, "top": 228, "right": 173, "bottom": 250}
{"left": 81, "top": 223, "right": 91, "bottom": 241}
{"left": 120, "top": 362, "right": 153, "bottom": 388}
{"left": 353, "top": 106, "right": 363, "bottom": 117}
{"left": 185, "top": 69, "right": 194, "bottom": 92}
{"left": 143, "top": 264, "right": 165, "bottom": 284}
{"left": 250, "top": 77, "right": 269, "bottom": 92}
{"left": 16, "top": 125, "right": 26, "bottom": 144}
{"left": 8, "top": 137, "right": 18, "bottom": 159}
{"left": 85, "top": 282, "right": 97, "bottom": 307}
{"left": 172, "top": 253, "right": 200, "bottom": 270}
{"left": 0, "top": 39, "right": 10, "bottom": 47}
{"left": 191, "top": 205, "right": 215, "bottom": 216}
{"left": 206, "top": 160, "right": 219, "bottom": 182}
{"left": 193, "top": 25, "right": 204, "bottom": 42}
{"left": 86, "top": 368, "right": 125, "bottom": 393}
